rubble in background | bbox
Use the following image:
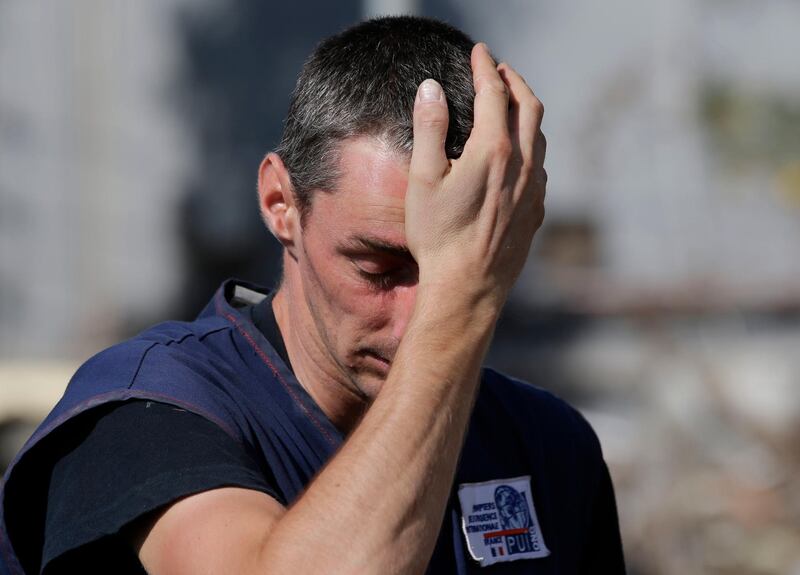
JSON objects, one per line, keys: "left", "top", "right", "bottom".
{"left": 570, "top": 316, "right": 800, "bottom": 575}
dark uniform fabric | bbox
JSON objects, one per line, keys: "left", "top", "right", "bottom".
{"left": 40, "top": 400, "right": 278, "bottom": 574}
{"left": 1, "top": 280, "right": 625, "bottom": 574}
{"left": 31, "top": 292, "right": 287, "bottom": 574}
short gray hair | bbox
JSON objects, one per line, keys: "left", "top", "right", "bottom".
{"left": 275, "top": 16, "right": 476, "bottom": 219}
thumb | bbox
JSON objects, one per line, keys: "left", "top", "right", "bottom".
{"left": 410, "top": 79, "right": 450, "bottom": 188}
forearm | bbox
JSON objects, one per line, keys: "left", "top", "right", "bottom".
{"left": 137, "top": 41, "right": 546, "bottom": 575}
{"left": 260, "top": 293, "right": 497, "bottom": 574}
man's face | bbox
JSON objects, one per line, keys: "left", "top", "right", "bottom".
{"left": 293, "top": 136, "right": 417, "bottom": 400}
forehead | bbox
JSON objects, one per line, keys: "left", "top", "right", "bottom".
{"left": 305, "top": 136, "right": 410, "bottom": 244}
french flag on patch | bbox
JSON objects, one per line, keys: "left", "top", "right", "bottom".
{"left": 458, "top": 475, "right": 550, "bottom": 567}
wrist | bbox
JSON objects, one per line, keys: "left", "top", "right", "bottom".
{"left": 416, "top": 269, "right": 506, "bottom": 322}
{"left": 411, "top": 280, "right": 500, "bottom": 342}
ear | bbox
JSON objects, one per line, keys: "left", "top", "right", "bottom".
{"left": 258, "top": 152, "right": 301, "bottom": 256}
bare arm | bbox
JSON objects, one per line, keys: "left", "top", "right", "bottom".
{"left": 134, "top": 43, "right": 546, "bottom": 575}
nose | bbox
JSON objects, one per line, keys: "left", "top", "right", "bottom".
{"left": 391, "top": 284, "right": 417, "bottom": 341}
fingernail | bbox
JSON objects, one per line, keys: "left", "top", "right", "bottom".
{"left": 477, "top": 42, "right": 496, "bottom": 63}
{"left": 418, "top": 79, "right": 442, "bottom": 102}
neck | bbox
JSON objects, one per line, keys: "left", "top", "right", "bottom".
{"left": 271, "top": 260, "right": 368, "bottom": 434}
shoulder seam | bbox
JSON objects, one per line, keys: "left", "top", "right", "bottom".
{"left": 214, "top": 300, "right": 337, "bottom": 448}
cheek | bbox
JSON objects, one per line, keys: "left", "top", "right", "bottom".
{"left": 333, "top": 279, "right": 396, "bottom": 332}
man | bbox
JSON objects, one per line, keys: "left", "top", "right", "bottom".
{"left": 1, "top": 16, "right": 625, "bottom": 574}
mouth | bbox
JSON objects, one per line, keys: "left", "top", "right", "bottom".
{"left": 357, "top": 349, "right": 392, "bottom": 374}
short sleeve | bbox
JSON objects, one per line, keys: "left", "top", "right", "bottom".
{"left": 40, "top": 400, "right": 280, "bottom": 573}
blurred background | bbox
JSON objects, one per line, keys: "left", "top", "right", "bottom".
{"left": 1, "top": 0, "right": 799, "bottom": 573}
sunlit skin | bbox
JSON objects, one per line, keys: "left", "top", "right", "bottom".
{"left": 137, "top": 43, "right": 548, "bottom": 575}
{"left": 263, "top": 137, "right": 419, "bottom": 432}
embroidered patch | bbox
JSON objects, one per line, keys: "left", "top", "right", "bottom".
{"left": 458, "top": 475, "right": 550, "bottom": 567}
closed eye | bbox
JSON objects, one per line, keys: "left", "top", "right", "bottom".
{"left": 356, "top": 267, "right": 401, "bottom": 290}
{"left": 352, "top": 260, "right": 417, "bottom": 290}
{"left": 338, "top": 235, "right": 418, "bottom": 289}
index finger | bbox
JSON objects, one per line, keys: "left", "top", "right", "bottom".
{"left": 470, "top": 43, "right": 509, "bottom": 141}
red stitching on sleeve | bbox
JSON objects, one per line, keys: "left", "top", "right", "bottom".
{"left": 216, "top": 301, "right": 337, "bottom": 447}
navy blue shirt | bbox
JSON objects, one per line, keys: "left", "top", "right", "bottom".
{"left": 9, "top": 292, "right": 290, "bottom": 574}
{"left": 1, "top": 281, "right": 625, "bottom": 574}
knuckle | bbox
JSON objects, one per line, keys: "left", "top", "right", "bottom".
{"left": 518, "top": 157, "right": 534, "bottom": 181}
{"left": 490, "top": 137, "right": 513, "bottom": 160}
{"left": 518, "top": 157, "right": 534, "bottom": 179}
{"left": 476, "top": 75, "right": 508, "bottom": 97}
{"left": 408, "top": 170, "right": 438, "bottom": 190}
{"left": 531, "top": 97, "right": 544, "bottom": 118}
{"left": 414, "top": 108, "right": 448, "bottom": 132}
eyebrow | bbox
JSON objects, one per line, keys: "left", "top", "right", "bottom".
{"left": 340, "top": 236, "right": 414, "bottom": 260}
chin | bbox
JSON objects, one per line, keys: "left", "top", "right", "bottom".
{"left": 349, "top": 367, "right": 389, "bottom": 401}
